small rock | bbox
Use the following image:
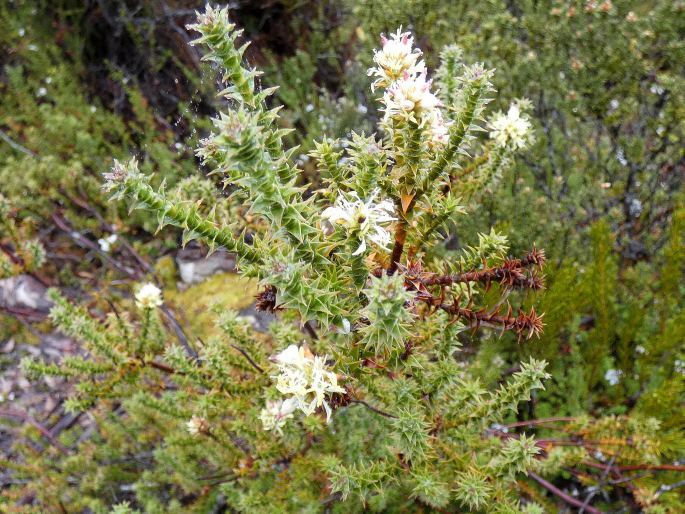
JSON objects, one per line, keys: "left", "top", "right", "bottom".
{"left": 0, "top": 275, "right": 53, "bottom": 311}
{"left": 176, "top": 247, "right": 236, "bottom": 284}
{"left": 1, "top": 339, "right": 15, "bottom": 353}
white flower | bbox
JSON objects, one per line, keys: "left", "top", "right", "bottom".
{"left": 675, "top": 359, "right": 685, "bottom": 376}
{"left": 97, "top": 233, "right": 118, "bottom": 253}
{"left": 604, "top": 368, "right": 622, "bottom": 386}
{"left": 36, "top": 87, "right": 47, "bottom": 97}
{"left": 259, "top": 397, "right": 298, "bottom": 434}
{"left": 270, "top": 344, "right": 309, "bottom": 368}
{"left": 488, "top": 103, "right": 533, "bottom": 150}
{"left": 368, "top": 29, "right": 425, "bottom": 91}
{"left": 321, "top": 190, "right": 396, "bottom": 255}
{"left": 382, "top": 72, "right": 441, "bottom": 119}
{"left": 268, "top": 345, "right": 344, "bottom": 425}
{"left": 135, "top": 283, "right": 163, "bottom": 309}
{"left": 186, "top": 415, "right": 209, "bottom": 436}
{"left": 428, "top": 109, "right": 450, "bottom": 146}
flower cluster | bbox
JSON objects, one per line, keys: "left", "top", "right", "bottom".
{"left": 186, "top": 415, "right": 210, "bottom": 436}
{"left": 382, "top": 71, "right": 441, "bottom": 119}
{"left": 368, "top": 29, "right": 425, "bottom": 91}
{"left": 488, "top": 103, "right": 533, "bottom": 150}
{"left": 259, "top": 398, "right": 298, "bottom": 434}
{"left": 428, "top": 110, "right": 449, "bottom": 146}
{"left": 261, "top": 345, "right": 344, "bottom": 432}
{"left": 321, "top": 190, "right": 396, "bottom": 255}
{"left": 368, "top": 29, "right": 449, "bottom": 149}
{"left": 135, "top": 283, "right": 163, "bottom": 309}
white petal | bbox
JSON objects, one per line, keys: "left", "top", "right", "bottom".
{"left": 352, "top": 239, "right": 367, "bottom": 256}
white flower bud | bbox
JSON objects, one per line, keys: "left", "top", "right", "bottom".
{"left": 186, "top": 415, "right": 210, "bottom": 436}
{"left": 259, "top": 397, "right": 298, "bottom": 434}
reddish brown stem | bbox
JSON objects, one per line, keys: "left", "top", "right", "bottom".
{"left": 230, "top": 344, "right": 265, "bottom": 374}
{"left": 148, "top": 360, "right": 181, "bottom": 375}
{"left": 417, "top": 294, "right": 544, "bottom": 340}
{"left": 582, "top": 461, "right": 685, "bottom": 473}
{"left": 349, "top": 399, "right": 397, "bottom": 419}
{"left": 420, "top": 263, "right": 543, "bottom": 290}
{"left": 387, "top": 221, "right": 407, "bottom": 276}
{"left": 0, "top": 408, "right": 69, "bottom": 455}
{"left": 528, "top": 471, "right": 603, "bottom": 514}
{"left": 503, "top": 416, "right": 576, "bottom": 429}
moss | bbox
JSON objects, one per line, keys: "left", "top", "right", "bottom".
{"left": 165, "top": 272, "right": 257, "bottom": 338}
{"left": 153, "top": 256, "right": 178, "bottom": 290}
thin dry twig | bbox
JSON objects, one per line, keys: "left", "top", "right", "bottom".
{"left": 528, "top": 471, "right": 603, "bottom": 514}
{"left": 0, "top": 408, "right": 69, "bottom": 455}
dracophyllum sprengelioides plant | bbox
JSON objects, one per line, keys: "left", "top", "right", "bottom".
{"left": 97, "top": 6, "right": 550, "bottom": 511}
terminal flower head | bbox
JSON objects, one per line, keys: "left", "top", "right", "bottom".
{"left": 368, "top": 29, "right": 425, "bottom": 91}
{"left": 321, "top": 191, "right": 396, "bottom": 255}
{"left": 488, "top": 102, "right": 533, "bottom": 151}
{"left": 135, "top": 283, "right": 163, "bottom": 309}
{"left": 267, "top": 344, "right": 345, "bottom": 425}
{"left": 186, "top": 415, "right": 210, "bottom": 436}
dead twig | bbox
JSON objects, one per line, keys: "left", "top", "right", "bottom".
{"left": 0, "top": 408, "right": 69, "bottom": 455}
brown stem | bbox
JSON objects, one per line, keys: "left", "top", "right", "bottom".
{"left": 229, "top": 344, "right": 264, "bottom": 374}
{"left": 503, "top": 416, "right": 576, "bottom": 429}
{"left": 0, "top": 408, "right": 69, "bottom": 455}
{"left": 147, "top": 360, "right": 181, "bottom": 375}
{"left": 582, "top": 461, "right": 685, "bottom": 473}
{"left": 349, "top": 399, "right": 397, "bottom": 419}
{"left": 417, "top": 294, "right": 544, "bottom": 340}
{"left": 420, "top": 264, "right": 543, "bottom": 290}
{"left": 419, "top": 249, "right": 545, "bottom": 290}
{"left": 387, "top": 220, "right": 408, "bottom": 276}
{"left": 303, "top": 320, "right": 319, "bottom": 340}
{"left": 528, "top": 471, "right": 603, "bottom": 514}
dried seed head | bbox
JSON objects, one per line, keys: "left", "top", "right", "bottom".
{"left": 255, "top": 285, "right": 278, "bottom": 312}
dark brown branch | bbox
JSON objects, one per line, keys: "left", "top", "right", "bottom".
{"left": 160, "top": 306, "right": 199, "bottom": 361}
{"left": 303, "top": 320, "right": 319, "bottom": 341}
{"left": 387, "top": 220, "right": 408, "bottom": 276}
{"left": 0, "top": 408, "right": 69, "bottom": 455}
{"left": 417, "top": 294, "right": 544, "bottom": 340}
{"left": 147, "top": 360, "right": 181, "bottom": 375}
{"left": 528, "top": 471, "right": 603, "bottom": 514}
{"left": 230, "top": 344, "right": 264, "bottom": 374}
{"left": 349, "top": 399, "right": 397, "bottom": 419}
{"left": 418, "top": 250, "right": 545, "bottom": 291}
{"left": 420, "top": 264, "right": 543, "bottom": 290}
{"left": 582, "top": 461, "right": 685, "bottom": 473}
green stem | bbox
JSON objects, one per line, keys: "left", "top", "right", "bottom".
{"left": 122, "top": 177, "right": 259, "bottom": 263}
{"left": 422, "top": 79, "right": 486, "bottom": 193}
